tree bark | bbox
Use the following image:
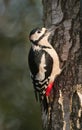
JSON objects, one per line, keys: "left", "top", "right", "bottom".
{"left": 41, "top": 0, "right": 82, "bottom": 130}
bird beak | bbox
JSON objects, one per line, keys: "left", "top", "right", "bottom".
{"left": 45, "top": 27, "right": 54, "bottom": 37}
{"left": 48, "top": 26, "right": 55, "bottom": 33}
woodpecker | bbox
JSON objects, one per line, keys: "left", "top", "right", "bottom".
{"left": 28, "top": 27, "right": 61, "bottom": 112}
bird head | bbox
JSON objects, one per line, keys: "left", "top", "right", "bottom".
{"left": 29, "top": 27, "right": 54, "bottom": 44}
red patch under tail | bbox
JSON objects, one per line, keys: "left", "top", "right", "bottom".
{"left": 45, "top": 82, "right": 54, "bottom": 96}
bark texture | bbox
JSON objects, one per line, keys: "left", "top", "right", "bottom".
{"left": 41, "top": 0, "right": 82, "bottom": 130}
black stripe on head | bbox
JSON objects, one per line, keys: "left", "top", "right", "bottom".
{"left": 29, "top": 27, "right": 40, "bottom": 37}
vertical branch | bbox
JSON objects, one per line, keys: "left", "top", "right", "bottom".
{"left": 42, "top": 0, "right": 81, "bottom": 130}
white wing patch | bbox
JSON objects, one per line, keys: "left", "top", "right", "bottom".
{"left": 35, "top": 53, "right": 46, "bottom": 81}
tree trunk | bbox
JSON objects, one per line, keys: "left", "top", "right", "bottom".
{"left": 41, "top": 0, "right": 82, "bottom": 130}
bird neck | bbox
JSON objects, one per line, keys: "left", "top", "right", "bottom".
{"left": 31, "top": 33, "right": 45, "bottom": 46}
{"left": 32, "top": 37, "right": 52, "bottom": 50}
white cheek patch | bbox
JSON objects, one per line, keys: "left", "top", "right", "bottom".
{"left": 36, "top": 53, "right": 46, "bottom": 81}
{"left": 30, "top": 33, "right": 39, "bottom": 41}
{"left": 31, "top": 31, "right": 45, "bottom": 42}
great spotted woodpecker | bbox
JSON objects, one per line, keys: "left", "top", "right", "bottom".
{"left": 28, "top": 27, "right": 61, "bottom": 112}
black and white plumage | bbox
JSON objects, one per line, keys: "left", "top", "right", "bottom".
{"left": 28, "top": 27, "right": 61, "bottom": 111}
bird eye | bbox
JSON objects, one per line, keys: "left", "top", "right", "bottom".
{"left": 37, "top": 30, "right": 41, "bottom": 33}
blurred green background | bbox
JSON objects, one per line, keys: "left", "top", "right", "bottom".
{"left": 0, "top": 0, "right": 43, "bottom": 130}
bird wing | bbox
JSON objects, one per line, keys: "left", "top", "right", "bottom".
{"left": 28, "top": 47, "right": 53, "bottom": 101}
